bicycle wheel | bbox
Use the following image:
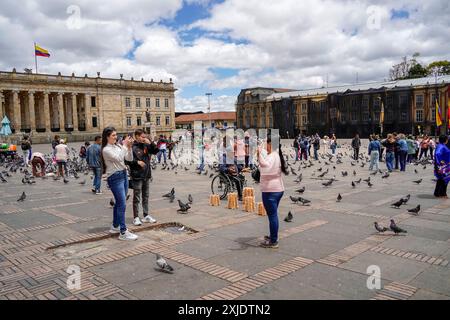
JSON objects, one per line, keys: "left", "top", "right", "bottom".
{"left": 211, "top": 174, "right": 231, "bottom": 200}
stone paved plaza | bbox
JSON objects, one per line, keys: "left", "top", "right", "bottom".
{"left": 1, "top": 140, "right": 450, "bottom": 300}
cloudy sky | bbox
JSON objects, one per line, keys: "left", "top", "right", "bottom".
{"left": 0, "top": 0, "right": 449, "bottom": 112}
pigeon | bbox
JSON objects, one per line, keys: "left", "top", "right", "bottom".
{"left": 355, "top": 178, "right": 362, "bottom": 184}
{"left": 298, "top": 197, "right": 311, "bottom": 206}
{"left": 390, "top": 219, "right": 407, "bottom": 234}
{"left": 188, "top": 194, "right": 193, "bottom": 204}
{"left": 337, "top": 193, "right": 342, "bottom": 202}
{"left": 322, "top": 179, "right": 333, "bottom": 187}
{"left": 155, "top": 254, "right": 174, "bottom": 273}
{"left": 63, "top": 177, "right": 69, "bottom": 184}
{"left": 407, "top": 205, "right": 420, "bottom": 215}
{"left": 368, "top": 181, "right": 373, "bottom": 187}
{"left": 284, "top": 211, "right": 293, "bottom": 222}
{"left": 209, "top": 173, "right": 214, "bottom": 178}
{"left": 295, "top": 187, "right": 305, "bottom": 194}
{"left": 290, "top": 195, "right": 300, "bottom": 204}
{"left": 290, "top": 167, "right": 297, "bottom": 176}
{"left": 374, "top": 222, "right": 389, "bottom": 233}
{"left": 414, "top": 169, "right": 418, "bottom": 174}
{"left": 351, "top": 181, "right": 356, "bottom": 188}
{"left": 363, "top": 177, "right": 371, "bottom": 183}
{"left": 412, "top": 179, "right": 422, "bottom": 185}
{"left": 353, "top": 170, "right": 357, "bottom": 176}
{"left": 162, "top": 188, "right": 175, "bottom": 198}
{"left": 391, "top": 199, "right": 404, "bottom": 209}
{"left": 401, "top": 194, "right": 411, "bottom": 204}
{"left": 17, "top": 191, "right": 26, "bottom": 202}
{"left": 169, "top": 193, "right": 175, "bottom": 203}
{"left": 177, "top": 199, "right": 191, "bottom": 213}
{"left": 109, "top": 198, "right": 115, "bottom": 207}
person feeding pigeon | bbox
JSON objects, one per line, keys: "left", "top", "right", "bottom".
{"left": 434, "top": 135, "right": 450, "bottom": 198}
{"left": 125, "top": 129, "right": 159, "bottom": 226}
{"left": 101, "top": 127, "right": 137, "bottom": 241}
{"left": 257, "top": 132, "right": 288, "bottom": 249}
{"left": 54, "top": 139, "right": 70, "bottom": 179}
{"left": 30, "top": 152, "right": 46, "bottom": 177}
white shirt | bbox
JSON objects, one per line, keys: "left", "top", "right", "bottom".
{"left": 102, "top": 143, "right": 133, "bottom": 177}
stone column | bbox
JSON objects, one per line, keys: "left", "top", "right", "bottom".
{"left": 12, "top": 90, "right": 21, "bottom": 132}
{"left": 28, "top": 91, "right": 36, "bottom": 132}
{"left": 57, "top": 92, "right": 64, "bottom": 131}
{"left": 0, "top": 91, "right": 4, "bottom": 118}
{"left": 43, "top": 92, "right": 51, "bottom": 131}
{"left": 71, "top": 93, "right": 79, "bottom": 131}
{"left": 84, "top": 93, "right": 91, "bottom": 131}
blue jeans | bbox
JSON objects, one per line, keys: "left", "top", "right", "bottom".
{"left": 386, "top": 152, "right": 395, "bottom": 172}
{"left": 314, "top": 147, "right": 319, "bottom": 160}
{"left": 92, "top": 167, "right": 102, "bottom": 191}
{"left": 157, "top": 149, "right": 167, "bottom": 163}
{"left": 107, "top": 170, "right": 128, "bottom": 234}
{"left": 399, "top": 150, "right": 407, "bottom": 172}
{"left": 369, "top": 151, "right": 379, "bottom": 171}
{"left": 262, "top": 191, "right": 284, "bottom": 244}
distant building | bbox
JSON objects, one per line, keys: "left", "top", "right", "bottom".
{"left": 236, "top": 77, "right": 450, "bottom": 138}
{"left": 0, "top": 69, "right": 176, "bottom": 141}
{"left": 175, "top": 111, "right": 236, "bottom": 130}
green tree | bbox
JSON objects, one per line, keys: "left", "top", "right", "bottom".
{"left": 427, "top": 60, "right": 450, "bottom": 76}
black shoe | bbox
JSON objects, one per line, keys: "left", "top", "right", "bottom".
{"left": 260, "top": 239, "right": 279, "bottom": 249}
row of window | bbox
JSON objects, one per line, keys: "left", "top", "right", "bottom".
{"left": 125, "top": 97, "right": 170, "bottom": 109}
{"left": 415, "top": 93, "right": 439, "bottom": 108}
{"left": 125, "top": 115, "right": 171, "bottom": 127}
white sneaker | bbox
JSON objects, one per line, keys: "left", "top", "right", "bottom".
{"left": 142, "top": 215, "right": 156, "bottom": 223}
{"left": 109, "top": 225, "right": 120, "bottom": 234}
{"left": 133, "top": 217, "right": 142, "bottom": 226}
{"left": 118, "top": 230, "right": 138, "bottom": 241}
{"left": 96, "top": 190, "right": 103, "bottom": 195}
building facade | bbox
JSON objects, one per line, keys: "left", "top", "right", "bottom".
{"left": 0, "top": 69, "right": 176, "bottom": 141}
{"left": 236, "top": 76, "right": 450, "bottom": 138}
{"left": 175, "top": 112, "right": 236, "bottom": 130}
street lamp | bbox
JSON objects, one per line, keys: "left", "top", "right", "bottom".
{"left": 205, "top": 93, "right": 212, "bottom": 128}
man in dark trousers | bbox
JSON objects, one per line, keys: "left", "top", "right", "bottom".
{"left": 125, "top": 129, "right": 159, "bottom": 226}
{"left": 86, "top": 136, "right": 102, "bottom": 194}
{"left": 351, "top": 133, "right": 361, "bottom": 160}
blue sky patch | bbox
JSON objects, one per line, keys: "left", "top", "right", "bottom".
{"left": 391, "top": 9, "right": 410, "bottom": 20}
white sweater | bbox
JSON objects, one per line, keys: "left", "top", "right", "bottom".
{"left": 102, "top": 143, "right": 133, "bottom": 177}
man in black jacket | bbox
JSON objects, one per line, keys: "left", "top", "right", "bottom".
{"left": 351, "top": 133, "right": 361, "bottom": 160}
{"left": 125, "top": 129, "right": 159, "bottom": 226}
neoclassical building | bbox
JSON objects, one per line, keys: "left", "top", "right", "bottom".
{"left": 236, "top": 76, "right": 450, "bottom": 138}
{"left": 0, "top": 69, "right": 176, "bottom": 141}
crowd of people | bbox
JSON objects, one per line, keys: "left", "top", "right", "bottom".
{"left": 9, "top": 129, "right": 450, "bottom": 248}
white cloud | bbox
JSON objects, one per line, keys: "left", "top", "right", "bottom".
{"left": 0, "top": 0, "right": 449, "bottom": 112}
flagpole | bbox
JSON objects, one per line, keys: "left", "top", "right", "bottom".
{"left": 34, "top": 42, "right": 38, "bottom": 74}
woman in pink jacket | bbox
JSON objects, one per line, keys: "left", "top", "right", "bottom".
{"left": 257, "top": 134, "right": 288, "bottom": 248}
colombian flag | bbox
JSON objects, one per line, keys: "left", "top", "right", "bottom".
{"left": 436, "top": 100, "right": 442, "bottom": 127}
{"left": 35, "top": 44, "right": 50, "bottom": 57}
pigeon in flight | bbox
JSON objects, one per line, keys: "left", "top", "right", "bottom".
{"left": 284, "top": 211, "right": 293, "bottom": 222}
{"left": 390, "top": 219, "right": 407, "bottom": 234}
{"left": 155, "top": 254, "right": 174, "bottom": 273}
{"left": 336, "top": 193, "right": 342, "bottom": 202}
{"left": 17, "top": 191, "right": 26, "bottom": 202}
{"left": 407, "top": 205, "right": 420, "bottom": 215}
{"left": 374, "top": 222, "right": 389, "bottom": 233}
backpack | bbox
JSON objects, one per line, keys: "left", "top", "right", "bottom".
{"left": 79, "top": 146, "right": 87, "bottom": 158}
{"left": 21, "top": 140, "right": 30, "bottom": 150}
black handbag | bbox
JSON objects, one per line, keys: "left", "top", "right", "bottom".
{"left": 251, "top": 167, "right": 261, "bottom": 183}
{"left": 128, "top": 179, "right": 134, "bottom": 189}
